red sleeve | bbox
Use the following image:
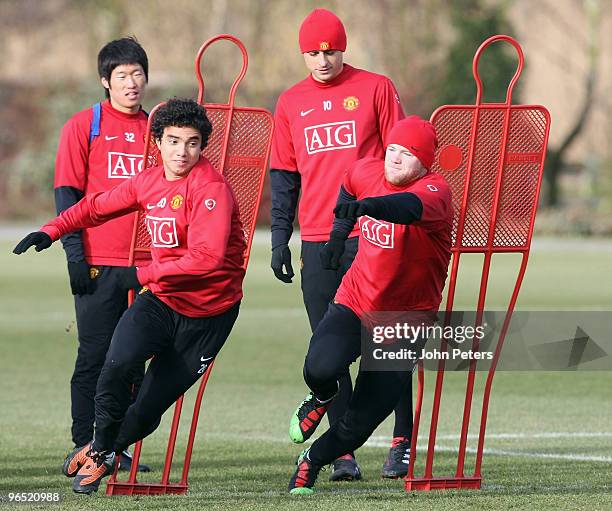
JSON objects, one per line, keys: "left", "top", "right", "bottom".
{"left": 375, "top": 78, "right": 405, "bottom": 146}
{"left": 409, "top": 176, "right": 452, "bottom": 232}
{"left": 137, "top": 182, "right": 234, "bottom": 284}
{"left": 40, "top": 177, "right": 139, "bottom": 241}
{"left": 54, "top": 113, "right": 90, "bottom": 190}
{"left": 270, "top": 95, "right": 298, "bottom": 172}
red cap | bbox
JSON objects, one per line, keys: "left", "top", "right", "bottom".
{"left": 387, "top": 115, "right": 438, "bottom": 170}
{"left": 299, "top": 9, "right": 347, "bottom": 53}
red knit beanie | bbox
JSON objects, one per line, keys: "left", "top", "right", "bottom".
{"left": 299, "top": 9, "right": 347, "bottom": 53}
{"left": 387, "top": 115, "right": 438, "bottom": 170}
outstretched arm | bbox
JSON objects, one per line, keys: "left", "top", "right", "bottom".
{"left": 334, "top": 192, "right": 423, "bottom": 225}
{"left": 13, "top": 178, "right": 139, "bottom": 255}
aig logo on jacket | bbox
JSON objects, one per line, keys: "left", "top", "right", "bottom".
{"left": 145, "top": 215, "right": 179, "bottom": 248}
{"left": 304, "top": 121, "right": 357, "bottom": 155}
{"left": 359, "top": 216, "right": 394, "bottom": 249}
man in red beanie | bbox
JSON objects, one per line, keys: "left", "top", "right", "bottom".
{"left": 270, "top": 7, "right": 412, "bottom": 481}
{"left": 287, "top": 116, "right": 453, "bottom": 494}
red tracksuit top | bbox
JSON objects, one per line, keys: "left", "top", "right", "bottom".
{"left": 334, "top": 158, "right": 453, "bottom": 319}
{"left": 271, "top": 64, "right": 405, "bottom": 241}
{"left": 42, "top": 157, "right": 245, "bottom": 318}
{"left": 54, "top": 99, "right": 150, "bottom": 265}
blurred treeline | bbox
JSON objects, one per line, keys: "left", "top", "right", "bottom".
{"left": 0, "top": 0, "right": 610, "bottom": 235}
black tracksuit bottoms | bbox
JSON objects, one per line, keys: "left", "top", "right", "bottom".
{"left": 91, "top": 290, "right": 239, "bottom": 453}
{"left": 71, "top": 266, "right": 143, "bottom": 447}
{"left": 303, "top": 303, "right": 414, "bottom": 466}
{"left": 300, "top": 239, "right": 413, "bottom": 440}
{"left": 300, "top": 238, "right": 359, "bottom": 428}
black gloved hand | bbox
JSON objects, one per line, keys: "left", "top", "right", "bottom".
{"left": 117, "top": 266, "right": 141, "bottom": 290}
{"left": 320, "top": 234, "right": 347, "bottom": 270}
{"left": 271, "top": 244, "right": 294, "bottom": 283}
{"left": 333, "top": 198, "right": 375, "bottom": 219}
{"left": 68, "top": 261, "right": 96, "bottom": 296}
{"left": 13, "top": 231, "right": 53, "bottom": 254}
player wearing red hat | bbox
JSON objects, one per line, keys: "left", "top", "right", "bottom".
{"left": 287, "top": 116, "right": 453, "bottom": 495}
{"left": 14, "top": 99, "right": 245, "bottom": 495}
{"left": 271, "top": 8, "right": 413, "bottom": 481}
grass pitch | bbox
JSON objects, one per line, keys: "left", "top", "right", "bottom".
{"left": 0, "top": 235, "right": 610, "bottom": 510}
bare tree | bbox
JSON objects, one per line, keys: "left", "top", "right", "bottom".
{"left": 543, "top": 0, "right": 600, "bottom": 207}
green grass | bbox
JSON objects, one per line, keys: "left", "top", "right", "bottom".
{"left": 0, "top": 236, "right": 611, "bottom": 510}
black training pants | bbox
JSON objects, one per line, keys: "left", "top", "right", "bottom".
{"left": 303, "top": 303, "right": 414, "bottom": 466}
{"left": 300, "top": 239, "right": 413, "bottom": 439}
{"left": 71, "top": 266, "right": 144, "bottom": 446}
{"left": 92, "top": 291, "right": 239, "bottom": 453}
{"left": 300, "top": 238, "right": 358, "bottom": 427}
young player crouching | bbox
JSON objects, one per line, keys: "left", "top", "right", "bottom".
{"left": 14, "top": 98, "right": 246, "bottom": 495}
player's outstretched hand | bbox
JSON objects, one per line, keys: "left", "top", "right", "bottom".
{"left": 117, "top": 266, "right": 141, "bottom": 290}
{"left": 67, "top": 261, "right": 96, "bottom": 296}
{"left": 271, "top": 244, "right": 294, "bottom": 283}
{"left": 334, "top": 199, "right": 373, "bottom": 219}
{"left": 320, "top": 235, "right": 346, "bottom": 270}
{"left": 13, "top": 232, "right": 52, "bottom": 254}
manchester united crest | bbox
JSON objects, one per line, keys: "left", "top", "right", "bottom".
{"left": 319, "top": 41, "right": 330, "bottom": 51}
{"left": 170, "top": 194, "right": 184, "bottom": 210}
{"left": 343, "top": 96, "right": 360, "bottom": 111}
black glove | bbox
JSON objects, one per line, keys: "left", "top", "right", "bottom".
{"left": 117, "top": 266, "right": 141, "bottom": 290}
{"left": 271, "top": 244, "right": 294, "bottom": 283}
{"left": 320, "top": 233, "right": 347, "bottom": 270}
{"left": 334, "top": 198, "right": 375, "bottom": 219}
{"left": 13, "top": 232, "right": 53, "bottom": 254}
{"left": 67, "top": 261, "right": 96, "bottom": 296}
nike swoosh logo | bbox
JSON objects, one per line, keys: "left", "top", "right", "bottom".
{"left": 300, "top": 108, "right": 315, "bottom": 117}
{"left": 146, "top": 204, "right": 156, "bottom": 209}
{"left": 200, "top": 356, "right": 213, "bottom": 362}
{"left": 105, "top": 135, "right": 118, "bottom": 140}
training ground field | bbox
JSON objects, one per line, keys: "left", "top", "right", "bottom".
{"left": 0, "top": 233, "right": 610, "bottom": 510}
